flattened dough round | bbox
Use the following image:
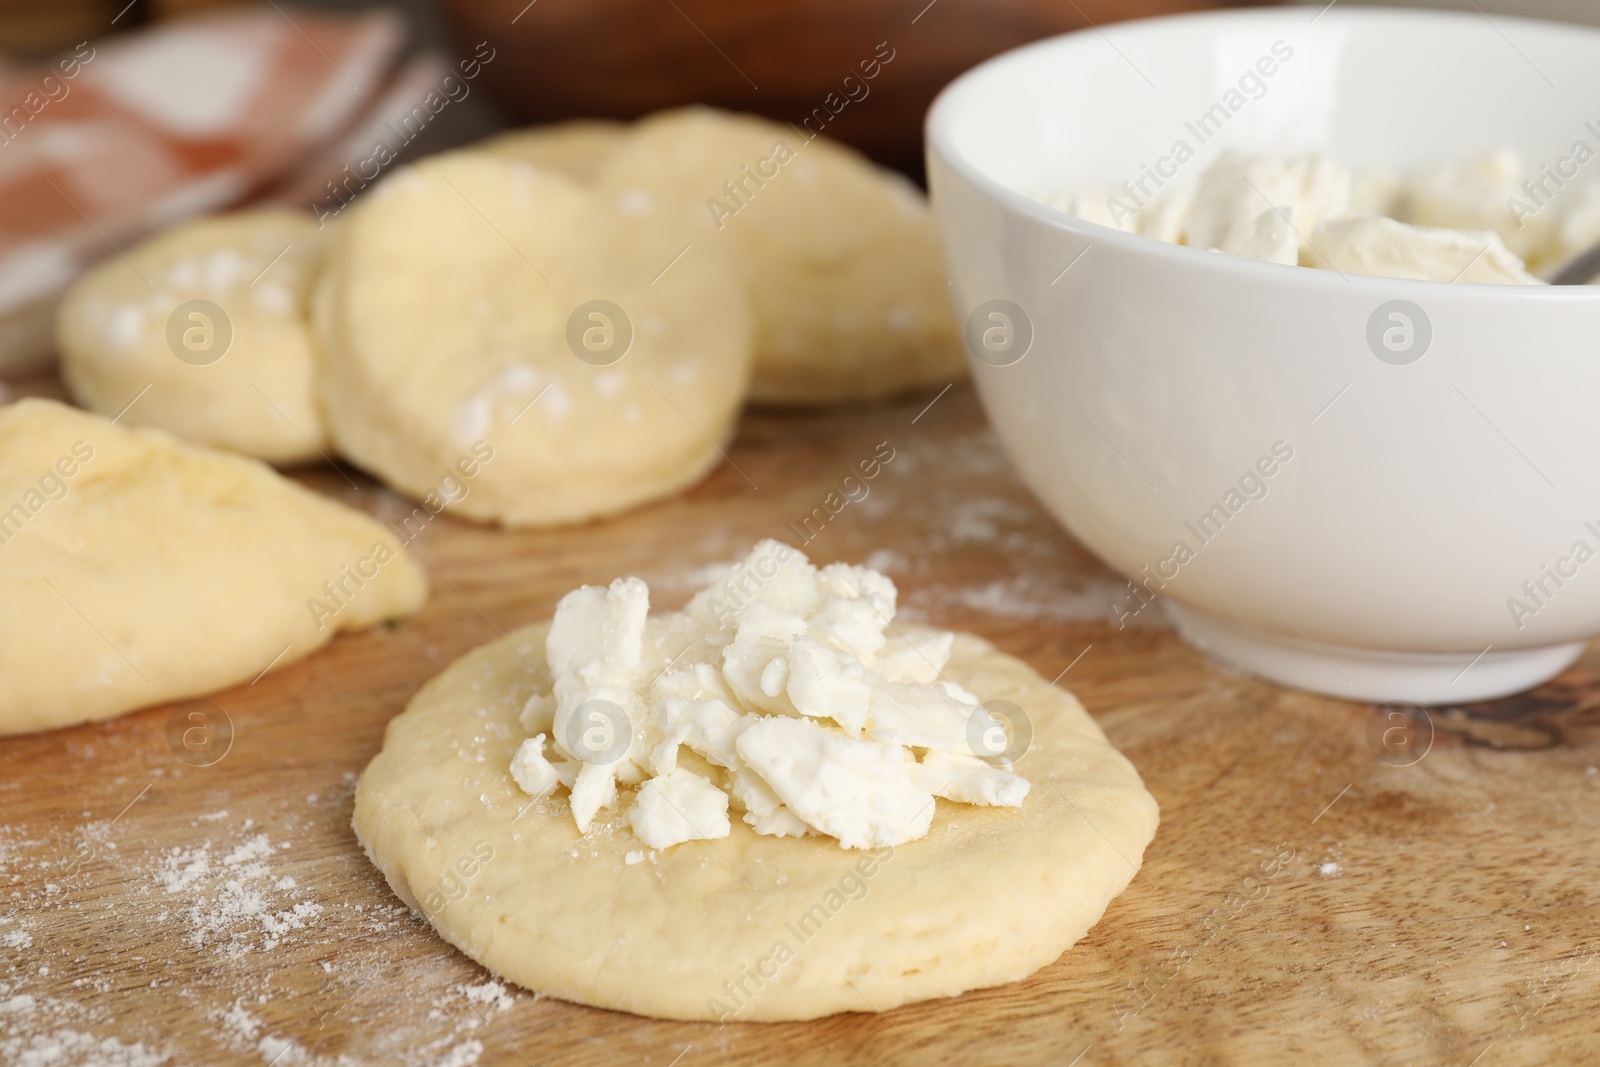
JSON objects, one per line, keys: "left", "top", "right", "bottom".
{"left": 354, "top": 621, "right": 1158, "bottom": 1021}
{"left": 57, "top": 209, "right": 331, "bottom": 466}
{"left": 0, "top": 399, "right": 427, "bottom": 734}
{"left": 314, "top": 151, "right": 753, "bottom": 527}
{"left": 475, "top": 120, "right": 625, "bottom": 182}
{"left": 594, "top": 108, "right": 965, "bottom": 404}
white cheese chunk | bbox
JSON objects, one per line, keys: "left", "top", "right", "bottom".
{"left": 785, "top": 636, "right": 871, "bottom": 735}
{"left": 1235, "top": 208, "right": 1298, "bottom": 265}
{"left": 1309, "top": 215, "right": 1540, "bottom": 284}
{"left": 1138, "top": 189, "right": 1192, "bottom": 244}
{"left": 759, "top": 656, "right": 789, "bottom": 698}
{"left": 748, "top": 805, "right": 812, "bottom": 838}
{"left": 736, "top": 717, "right": 935, "bottom": 849}
{"left": 1185, "top": 150, "right": 1348, "bottom": 258}
{"left": 550, "top": 686, "right": 646, "bottom": 763}
{"left": 910, "top": 751, "right": 1030, "bottom": 807}
{"left": 649, "top": 662, "right": 738, "bottom": 707}
{"left": 1046, "top": 186, "right": 1195, "bottom": 245}
{"left": 686, "top": 539, "right": 818, "bottom": 634}
{"left": 866, "top": 679, "right": 975, "bottom": 752}
{"left": 518, "top": 690, "right": 555, "bottom": 734}
{"left": 721, "top": 639, "right": 795, "bottom": 717}
{"left": 1284, "top": 153, "right": 1352, "bottom": 240}
{"left": 1406, "top": 147, "right": 1540, "bottom": 258}
{"left": 547, "top": 577, "right": 649, "bottom": 688}
{"left": 628, "top": 768, "right": 731, "bottom": 849}
{"left": 874, "top": 629, "right": 953, "bottom": 686}
{"left": 1041, "top": 188, "right": 1132, "bottom": 231}
{"left": 732, "top": 599, "right": 810, "bottom": 645}
{"left": 727, "top": 764, "right": 811, "bottom": 838}
{"left": 509, "top": 734, "right": 561, "bottom": 799}
{"left": 568, "top": 761, "right": 618, "bottom": 834}
{"left": 647, "top": 730, "right": 684, "bottom": 777}
{"left": 939, "top": 679, "right": 982, "bottom": 706}
{"left": 1185, "top": 151, "right": 1304, "bottom": 255}
{"left": 811, "top": 563, "right": 895, "bottom": 661}
{"left": 662, "top": 696, "right": 747, "bottom": 768}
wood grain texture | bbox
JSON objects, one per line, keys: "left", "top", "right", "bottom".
{"left": 3, "top": 384, "right": 1599, "bottom": 1065}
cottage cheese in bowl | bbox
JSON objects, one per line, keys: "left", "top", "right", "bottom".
{"left": 928, "top": 6, "right": 1600, "bottom": 702}
{"left": 1040, "top": 146, "right": 1600, "bottom": 284}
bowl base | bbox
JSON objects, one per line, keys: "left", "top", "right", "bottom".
{"left": 1165, "top": 603, "right": 1587, "bottom": 704}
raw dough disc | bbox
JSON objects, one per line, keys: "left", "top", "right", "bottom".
{"left": 313, "top": 151, "right": 753, "bottom": 527}
{"left": 474, "top": 120, "right": 626, "bottom": 182}
{"left": 594, "top": 107, "right": 966, "bottom": 405}
{"left": 57, "top": 208, "right": 332, "bottom": 466}
{"left": 354, "top": 621, "right": 1158, "bottom": 1021}
{"left": 0, "top": 399, "right": 427, "bottom": 734}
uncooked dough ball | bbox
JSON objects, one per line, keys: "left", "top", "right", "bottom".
{"left": 475, "top": 120, "right": 626, "bottom": 182}
{"left": 57, "top": 208, "right": 332, "bottom": 466}
{"left": 0, "top": 399, "right": 427, "bottom": 734}
{"left": 313, "top": 151, "right": 753, "bottom": 527}
{"left": 354, "top": 622, "right": 1158, "bottom": 1021}
{"left": 594, "top": 107, "right": 965, "bottom": 404}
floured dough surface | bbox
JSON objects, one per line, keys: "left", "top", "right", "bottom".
{"left": 57, "top": 208, "right": 331, "bottom": 466}
{"left": 0, "top": 399, "right": 427, "bottom": 734}
{"left": 354, "top": 620, "right": 1158, "bottom": 1022}
{"left": 594, "top": 108, "right": 964, "bottom": 404}
{"left": 475, "top": 120, "right": 626, "bottom": 182}
{"left": 314, "top": 151, "right": 753, "bottom": 527}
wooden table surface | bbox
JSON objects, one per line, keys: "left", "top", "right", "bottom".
{"left": 3, "top": 382, "right": 1598, "bottom": 1066}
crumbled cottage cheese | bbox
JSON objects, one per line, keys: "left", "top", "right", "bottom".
{"left": 1039, "top": 146, "right": 1600, "bottom": 283}
{"left": 508, "top": 541, "right": 1029, "bottom": 850}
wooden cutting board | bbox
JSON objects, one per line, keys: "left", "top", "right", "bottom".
{"left": 3, "top": 383, "right": 1597, "bottom": 1066}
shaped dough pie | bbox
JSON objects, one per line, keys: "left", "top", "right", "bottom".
{"left": 313, "top": 151, "right": 753, "bottom": 527}
{"left": 0, "top": 399, "right": 426, "bottom": 734}
{"left": 593, "top": 108, "right": 965, "bottom": 404}
{"left": 57, "top": 208, "right": 332, "bottom": 466}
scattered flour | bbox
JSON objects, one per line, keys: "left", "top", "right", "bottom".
{"left": 942, "top": 575, "right": 1138, "bottom": 625}
{"left": 3, "top": 791, "right": 519, "bottom": 1066}
{"left": 0, "top": 1028, "right": 168, "bottom": 1067}
{"left": 435, "top": 1039, "right": 484, "bottom": 1067}
{"left": 457, "top": 981, "right": 512, "bottom": 1012}
{"left": 156, "top": 834, "right": 322, "bottom": 957}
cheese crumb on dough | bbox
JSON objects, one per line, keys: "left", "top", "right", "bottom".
{"left": 509, "top": 542, "right": 1031, "bottom": 851}
{"left": 629, "top": 768, "right": 731, "bottom": 849}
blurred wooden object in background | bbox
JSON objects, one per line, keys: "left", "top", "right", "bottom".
{"left": 148, "top": 0, "right": 251, "bottom": 17}
{"left": 0, "top": 0, "right": 127, "bottom": 57}
{"left": 444, "top": 0, "right": 1268, "bottom": 177}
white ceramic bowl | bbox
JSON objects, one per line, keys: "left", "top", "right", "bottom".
{"left": 927, "top": 6, "right": 1600, "bottom": 703}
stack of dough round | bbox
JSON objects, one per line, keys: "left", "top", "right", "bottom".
{"left": 592, "top": 108, "right": 965, "bottom": 404}
{"left": 0, "top": 399, "right": 426, "bottom": 735}
{"left": 49, "top": 109, "right": 967, "bottom": 530}
{"left": 313, "top": 151, "right": 754, "bottom": 527}
{"left": 57, "top": 208, "right": 331, "bottom": 466}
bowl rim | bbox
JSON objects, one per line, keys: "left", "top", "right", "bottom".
{"left": 924, "top": 4, "right": 1600, "bottom": 301}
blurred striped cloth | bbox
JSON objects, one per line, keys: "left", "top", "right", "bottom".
{"left": 0, "top": 6, "right": 408, "bottom": 375}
